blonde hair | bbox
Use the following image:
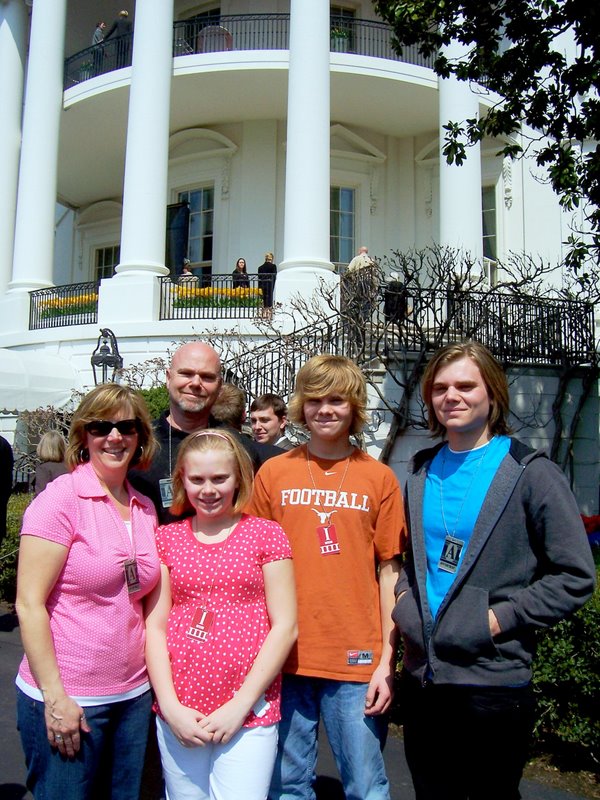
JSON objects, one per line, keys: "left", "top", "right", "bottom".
{"left": 66, "top": 384, "right": 157, "bottom": 470}
{"left": 288, "top": 355, "right": 367, "bottom": 436}
{"left": 421, "top": 341, "right": 511, "bottom": 439}
{"left": 170, "top": 429, "right": 253, "bottom": 516}
{"left": 37, "top": 430, "right": 66, "bottom": 463}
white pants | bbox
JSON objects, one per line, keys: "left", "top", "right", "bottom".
{"left": 156, "top": 716, "right": 278, "bottom": 800}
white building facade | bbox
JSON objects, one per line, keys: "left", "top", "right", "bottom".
{"left": 0, "top": 0, "right": 596, "bottom": 506}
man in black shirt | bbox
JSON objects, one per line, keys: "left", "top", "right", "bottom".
{"left": 129, "top": 342, "right": 279, "bottom": 523}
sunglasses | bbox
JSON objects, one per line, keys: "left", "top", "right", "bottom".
{"left": 85, "top": 419, "right": 140, "bottom": 437}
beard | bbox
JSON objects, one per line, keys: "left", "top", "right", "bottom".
{"left": 172, "top": 393, "right": 213, "bottom": 415}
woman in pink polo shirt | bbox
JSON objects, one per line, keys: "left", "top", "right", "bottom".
{"left": 15, "top": 384, "right": 160, "bottom": 800}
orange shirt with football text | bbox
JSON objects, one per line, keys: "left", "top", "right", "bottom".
{"left": 248, "top": 445, "right": 407, "bottom": 682}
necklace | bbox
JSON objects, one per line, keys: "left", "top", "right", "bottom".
{"left": 306, "top": 445, "right": 351, "bottom": 556}
{"left": 437, "top": 442, "right": 489, "bottom": 574}
{"left": 98, "top": 475, "right": 140, "bottom": 594}
{"left": 158, "top": 422, "right": 176, "bottom": 509}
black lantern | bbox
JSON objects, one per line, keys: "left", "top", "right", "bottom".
{"left": 91, "top": 328, "right": 123, "bottom": 385}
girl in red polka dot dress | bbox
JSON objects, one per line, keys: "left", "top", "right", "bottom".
{"left": 145, "top": 429, "right": 297, "bottom": 800}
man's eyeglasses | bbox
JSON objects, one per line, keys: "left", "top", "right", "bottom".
{"left": 85, "top": 419, "right": 140, "bottom": 437}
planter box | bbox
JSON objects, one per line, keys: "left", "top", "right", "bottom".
{"left": 331, "top": 35, "right": 349, "bottom": 53}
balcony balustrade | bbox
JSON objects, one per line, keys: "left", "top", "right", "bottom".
{"left": 159, "top": 274, "right": 265, "bottom": 321}
{"left": 64, "top": 14, "right": 433, "bottom": 88}
{"left": 161, "top": 276, "right": 595, "bottom": 367}
{"left": 29, "top": 282, "right": 99, "bottom": 330}
{"left": 366, "top": 286, "right": 597, "bottom": 367}
{"left": 28, "top": 277, "right": 595, "bottom": 374}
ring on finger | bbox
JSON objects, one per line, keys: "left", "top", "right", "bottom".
{"left": 55, "top": 734, "right": 63, "bottom": 742}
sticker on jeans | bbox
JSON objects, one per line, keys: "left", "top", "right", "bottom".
{"left": 252, "top": 694, "right": 271, "bottom": 718}
{"left": 347, "top": 649, "right": 373, "bottom": 665}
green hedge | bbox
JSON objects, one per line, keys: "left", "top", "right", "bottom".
{"left": 138, "top": 386, "right": 169, "bottom": 420}
{"left": 0, "top": 493, "right": 31, "bottom": 604}
{"left": 531, "top": 548, "right": 600, "bottom": 769}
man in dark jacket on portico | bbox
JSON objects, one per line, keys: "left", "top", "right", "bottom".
{"left": 393, "top": 341, "right": 596, "bottom": 800}
{"left": 103, "top": 9, "right": 133, "bottom": 69}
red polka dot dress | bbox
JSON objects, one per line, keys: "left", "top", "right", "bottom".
{"left": 156, "top": 514, "right": 291, "bottom": 728}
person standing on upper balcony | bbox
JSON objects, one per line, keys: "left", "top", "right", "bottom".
{"left": 91, "top": 21, "right": 106, "bottom": 75}
{"left": 232, "top": 258, "right": 250, "bottom": 289}
{"left": 104, "top": 10, "right": 133, "bottom": 69}
{"left": 92, "top": 20, "right": 105, "bottom": 45}
{"left": 257, "top": 252, "right": 277, "bottom": 318}
{"left": 178, "top": 259, "right": 198, "bottom": 285}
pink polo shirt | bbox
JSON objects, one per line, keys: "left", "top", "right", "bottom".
{"left": 18, "top": 462, "right": 160, "bottom": 698}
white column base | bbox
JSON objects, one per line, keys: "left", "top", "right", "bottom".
{"left": 275, "top": 263, "right": 339, "bottom": 313}
{"left": 98, "top": 273, "right": 163, "bottom": 325}
{"left": 0, "top": 290, "right": 31, "bottom": 334}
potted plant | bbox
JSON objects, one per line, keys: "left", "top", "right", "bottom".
{"left": 79, "top": 60, "right": 93, "bottom": 81}
{"left": 330, "top": 27, "right": 350, "bottom": 53}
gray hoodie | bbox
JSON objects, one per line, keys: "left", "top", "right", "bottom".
{"left": 394, "top": 438, "right": 596, "bottom": 686}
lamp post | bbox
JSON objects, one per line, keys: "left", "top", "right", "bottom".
{"left": 90, "top": 328, "right": 123, "bottom": 385}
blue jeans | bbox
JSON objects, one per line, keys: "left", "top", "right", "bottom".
{"left": 16, "top": 687, "right": 153, "bottom": 800}
{"left": 269, "top": 675, "right": 390, "bottom": 800}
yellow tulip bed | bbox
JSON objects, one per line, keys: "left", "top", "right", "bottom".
{"left": 39, "top": 292, "right": 99, "bottom": 319}
{"left": 173, "top": 285, "right": 263, "bottom": 308}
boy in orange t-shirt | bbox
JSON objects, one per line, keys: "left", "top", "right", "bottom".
{"left": 248, "top": 355, "right": 406, "bottom": 800}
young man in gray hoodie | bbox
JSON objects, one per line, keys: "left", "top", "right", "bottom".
{"left": 394, "top": 341, "right": 596, "bottom": 800}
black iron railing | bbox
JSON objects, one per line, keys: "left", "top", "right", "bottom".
{"left": 206, "top": 282, "right": 598, "bottom": 402}
{"left": 27, "top": 277, "right": 595, "bottom": 368}
{"left": 29, "top": 282, "right": 99, "bottom": 330}
{"left": 364, "top": 285, "right": 597, "bottom": 367}
{"left": 222, "top": 316, "right": 343, "bottom": 403}
{"left": 224, "top": 286, "right": 595, "bottom": 400}
{"left": 64, "top": 15, "right": 434, "bottom": 88}
{"left": 64, "top": 35, "right": 134, "bottom": 87}
{"left": 159, "top": 274, "right": 265, "bottom": 321}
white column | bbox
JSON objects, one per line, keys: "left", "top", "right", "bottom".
{"left": 99, "top": 0, "right": 173, "bottom": 325}
{"left": 276, "top": 0, "right": 337, "bottom": 307}
{"left": 0, "top": 0, "right": 27, "bottom": 296}
{"left": 438, "top": 40, "right": 483, "bottom": 261}
{"left": 9, "top": 0, "right": 66, "bottom": 293}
